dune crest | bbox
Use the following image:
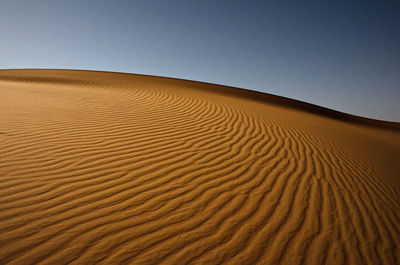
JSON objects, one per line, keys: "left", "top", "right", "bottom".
{"left": 1, "top": 69, "right": 399, "bottom": 265}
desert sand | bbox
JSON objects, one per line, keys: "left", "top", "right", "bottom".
{"left": 0, "top": 69, "right": 399, "bottom": 265}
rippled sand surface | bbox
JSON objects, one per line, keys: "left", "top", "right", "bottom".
{"left": 1, "top": 70, "right": 399, "bottom": 265}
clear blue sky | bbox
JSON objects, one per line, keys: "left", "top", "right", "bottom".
{"left": 1, "top": 0, "right": 399, "bottom": 121}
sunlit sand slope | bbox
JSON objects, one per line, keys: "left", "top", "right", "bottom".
{"left": 0, "top": 69, "right": 399, "bottom": 265}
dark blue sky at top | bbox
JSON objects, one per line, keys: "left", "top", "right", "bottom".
{"left": 1, "top": 0, "right": 399, "bottom": 121}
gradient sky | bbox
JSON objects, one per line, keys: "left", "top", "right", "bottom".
{"left": 1, "top": 0, "right": 399, "bottom": 121}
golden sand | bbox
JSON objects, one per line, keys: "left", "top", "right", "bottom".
{"left": 0, "top": 69, "right": 399, "bottom": 265}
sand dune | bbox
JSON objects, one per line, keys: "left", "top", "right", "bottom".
{"left": 0, "top": 69, "right": 399, "bottom": 265}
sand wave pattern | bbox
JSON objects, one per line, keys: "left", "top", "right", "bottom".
{"left": 0, "top": 70, "right": 400, "bottom": 265}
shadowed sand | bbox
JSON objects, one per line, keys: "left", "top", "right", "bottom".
{"left": 0, "top": 69, "right": 399, "bottom": 265}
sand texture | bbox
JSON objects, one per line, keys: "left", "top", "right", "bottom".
{"left": 1, "top": 69, "right": 400, "bottom": 265}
